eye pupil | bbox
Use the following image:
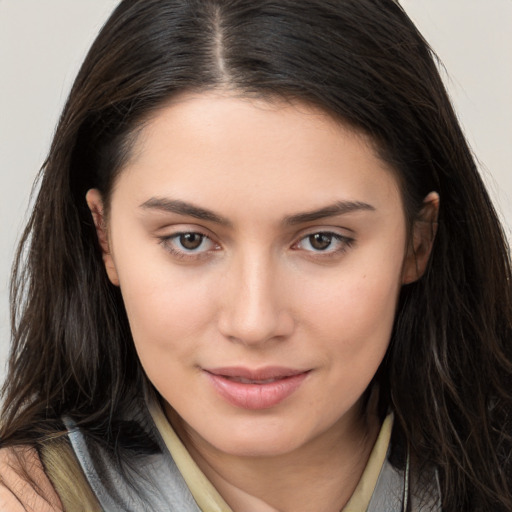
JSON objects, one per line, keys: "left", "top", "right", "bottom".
{"left": 310, "top": 233, "right": 332, "bottom": 250}
{"left": 179, "top": 233, "right": 203, "bottom": 250}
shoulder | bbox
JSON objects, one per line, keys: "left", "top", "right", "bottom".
{"left": 0, "top": 444, "right": 63, "bottom": 511}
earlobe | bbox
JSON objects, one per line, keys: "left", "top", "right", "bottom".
{"left": 85, "top": 189, "right": 120, "bottom": 286}
{"left": 402, "top": 191, "right": 440, "bottom": 285}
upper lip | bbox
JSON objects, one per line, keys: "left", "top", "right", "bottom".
{"left": 204, "top": 366, "right": 309, "bottom": 381}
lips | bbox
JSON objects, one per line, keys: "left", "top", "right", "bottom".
{"left": 204, "top": 367, "right": 310, "bottom": 410}
{"left": 223, "top": 376, "right": 284, "bottom": 384}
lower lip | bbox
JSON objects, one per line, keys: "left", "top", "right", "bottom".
{"left": 205, "top": 371, "right": 309, "bottom": 410}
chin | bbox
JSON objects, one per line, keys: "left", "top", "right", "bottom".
{"left": 200, "top": 418, "right": 315, "bottom": 458}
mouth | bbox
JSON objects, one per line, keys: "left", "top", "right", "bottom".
{"left": 203, "top": 367, "right": 311, "bottom": 410}
{"left": 205, "top": 366, "right": 308, "bottom": 380}
{"left": 221, "top": 376, "right": 290, "bottom": 384}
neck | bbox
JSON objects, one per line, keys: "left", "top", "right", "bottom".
{"left": 168, "top": 399, "right": 381, "bottom": 512}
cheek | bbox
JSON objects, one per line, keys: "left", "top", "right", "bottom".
{"left": 302, "top": 252, "right": 403, "bottom": 333}
{"left": 296, "top": 247, "right": 404, "bottom": 378}
{"left": 113, "top": 249, "right": 219, "bottom": 362}
{"left": 301, "top": 275, "right": 400, "bottom": 418}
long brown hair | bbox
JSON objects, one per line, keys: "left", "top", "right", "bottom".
{"left": 2, "top": 0, "right": 511, "bottom": 509}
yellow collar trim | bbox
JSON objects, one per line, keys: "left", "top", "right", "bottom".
{"left": 148, "top": 392, "right": 392, "bottom": 512}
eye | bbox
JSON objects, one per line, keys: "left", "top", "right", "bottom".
{"left": 294, "top": 232, "right": 354, "bottom": 255}
{"left": 178, "top": 233, "right": 206, "bottom": 251}
{"left": 306, "top": 233, "right": 335, "bottom": 251}
{"left": 159, "top": 231, "right": 219, "bottom": 259}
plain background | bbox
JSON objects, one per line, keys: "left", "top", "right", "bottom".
{"left": 0, "top": 1, "right": 511, "bottom": 384}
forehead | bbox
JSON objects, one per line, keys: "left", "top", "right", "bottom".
{"left": 114, "top": 92, "right": 403, "bottom": 221}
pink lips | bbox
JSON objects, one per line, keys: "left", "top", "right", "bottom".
{"left": 204, "top": 366, "right": 310, "bottom": 410}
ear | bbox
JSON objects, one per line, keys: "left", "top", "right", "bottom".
{"left": 86, "top": 189, "right": 120, "bottom": 286}
{"left": 401, "top": 191, "right": 440, "bottom": 285}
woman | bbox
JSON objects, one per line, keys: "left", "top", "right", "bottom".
{"left": 1, "top": 0, "right": 511, "bottom": 510}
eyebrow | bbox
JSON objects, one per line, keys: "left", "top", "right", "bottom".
{"left": 139, "top": 197, "right": 375, "bottom": 226}
{"left": 140, "top": 197, "right": 232, "bottom": 226}
{"left": 284, "top": 201, "right": 375, "bottom": 225}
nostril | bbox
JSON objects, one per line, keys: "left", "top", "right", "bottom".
{"left": 218, "top": 307, "right": 294, "bottom": 346}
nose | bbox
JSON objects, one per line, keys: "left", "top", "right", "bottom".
{"left": 217, "top": 251, "right": 295, "bottom": 346}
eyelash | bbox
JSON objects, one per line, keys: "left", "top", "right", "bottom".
{"left": 158, "top": 231, "right": 219, "bottom": 260}
{"left": 292, "top": 232, "right": 355, "bottom": 257}
{"left": 158, "top": 231, "right": 354, "bottom": 261}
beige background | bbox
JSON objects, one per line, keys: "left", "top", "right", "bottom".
{"left": 1, "top": 1, "right": 511, "bottom": 383}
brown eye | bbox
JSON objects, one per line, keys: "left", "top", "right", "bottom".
{"left": 294, "top": 231, "right": 353, "bottom": 256}
{"left": 160, "top": 231, "right": 218, "bottom": 259}
{"left": 308, "top": 233, "right": 333, "bottom": 250}
{"left": 179, "top": 233, "right": 204, "bottom": 250}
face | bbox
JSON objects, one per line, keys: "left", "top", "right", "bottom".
{"left": 88, "top": 93, "right": 434, "bottom": 459}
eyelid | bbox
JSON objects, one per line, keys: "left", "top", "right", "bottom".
{"left": 158, "top": 228, "right": 221, "bottom": 260}
{"left": 156, "top": 225, "right": 355, "bottom": 262}
{"left": 291, "top": 229, "right": 355, "bottom": 256}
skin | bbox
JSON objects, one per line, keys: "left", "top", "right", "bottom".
{"left": 0, "top": 446, "right": 63, "bottom": 512}
{"left": 86, "top": 92, "right": 438, "bottom": 512}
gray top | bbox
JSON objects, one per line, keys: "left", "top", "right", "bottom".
{"left": 64, "top": 397, "right": 441, "bottom": 512}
